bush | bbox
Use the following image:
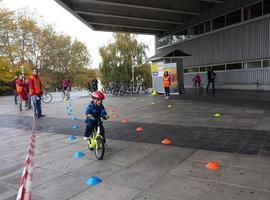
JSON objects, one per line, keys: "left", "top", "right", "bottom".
{"left": 0, "top": 86, "right": 12, "bottom": 95}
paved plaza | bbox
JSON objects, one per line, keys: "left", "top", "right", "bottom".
{"left": 0, "top": 90, "right": 270, "bottom": 200}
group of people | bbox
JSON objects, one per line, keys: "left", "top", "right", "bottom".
{"left": 11, "top": 69, "right": 45, "bottom": 118}
{"left": 162, "top": 67, "right": 216, "bottom": 99}
{"left": 192, "top": 68, "right": 216, "bottom": 92}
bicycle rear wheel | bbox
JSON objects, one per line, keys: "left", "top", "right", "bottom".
{"left": 94, "top": 137, "right": 105, "bottom": 160}
{"left": 42, "top": 93, "right": 53, "bottom": 104}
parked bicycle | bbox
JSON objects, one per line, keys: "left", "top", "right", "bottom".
{"left": 41, "top": 91, "right": 53, "bottom": 104}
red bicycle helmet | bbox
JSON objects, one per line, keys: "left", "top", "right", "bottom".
{"left": 92, "top": 91, "right": 105, "bottom": 100}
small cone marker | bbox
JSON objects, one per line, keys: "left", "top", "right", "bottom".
{"left": 85, "top": 176, "right": 102, "bottom": 186}
{"left": 68, "top": 135, "right": 77, "bottom": 141}
{"left": 206, "top": 161, "right": 220, "bottom": 170}
{"left": 214, "top": 113, "right": 221, "bottom": 117}
{"left": 151, "top": 91, "right": 157, "bottom": 96}
{"left": 112, "top": 114, "right": 119, "bottom": 118}
{"left": 72, "top": 117, "right": 78, "bottom": 120}
{"left": 74, "top": 151, "right": 85, "bottom": 158}
{"left": 162, "top": 138, "right": 172, "bottom": 145}
{"left": 168, "top": 105, "right": 172, "bottom": 108}
{"left": 122, "top": 119, "right": 129, "bottom": 123}
{"left": 136, "top": 127, "right": 144, "bottom": 132}
{"left": 72, "top": 125, "right": 79, "bottom": 129}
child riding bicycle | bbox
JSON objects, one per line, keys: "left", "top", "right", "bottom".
{"left": 192, "top": 73, "right": 202, "bottom": 88}
{"left": 84, "top": 91, "right": 109, "bottom": 144}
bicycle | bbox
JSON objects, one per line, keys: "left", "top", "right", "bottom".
{"left": 87, "top": 115, "right": 108, "bottom": 160}
{"left": 62, "top": 88, "right": 71, "bottom": 101}
{"left": 41, "top": 92, "right": 53, "bottom": 104}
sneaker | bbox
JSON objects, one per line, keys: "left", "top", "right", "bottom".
{"left": 83, "top": 137, "right": 88, "bottom": 141}
{"left": 40, "top": 114, "right": 46, "bottom": 117}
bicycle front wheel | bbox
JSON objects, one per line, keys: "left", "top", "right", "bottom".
{"left": 94, "top": 138, "right": 105, "bottom": 160}
{"left": 42, "top": 93, "right": 53, "bottom": 104}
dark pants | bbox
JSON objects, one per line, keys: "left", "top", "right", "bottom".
{"left": 164, "top": 87, "right": 170, "bottom": 96}
{"left": 13, "top": 89, "right": 18, "bottom": 104}
{"left": 31, "top": 95, "right": 42, "bottom": 117}
{"left": 84, "top": 119, "right": 106, "bottom": 142}
{"left": 92, "top": 85, "right": 98, "bottom": 92}
{"left": 207, "top": 79, "right": 215, "bottom": 91}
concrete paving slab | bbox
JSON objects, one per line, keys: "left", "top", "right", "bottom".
{"left": 134, "top": 146, "right": 194, "bottom": 172}
{"left": 218, "top": 167, "right": 270, "bottom": 191}
{"left": 205, "top": 183, "right": 270, "bottom": 200}
{"left": 68, "top": 182, "right": 141, "bottom": 200}
{"left": 0, "top": 181, "right": 17, "bottom": 200}
{"left": 1, "top": 167, "right": 64, "bottom": 189}
{"left": 41, "top": 156, "right": 94, "bottom": 174}
{"left": 133, "top": 174, "right": 213, "bottom": 200}
{"left": 188, "top": 150, "right": 235, "bottom": 163}
{"left": 106, "top": 165, "right": 166, "bottom": 190}
{"left": 68, "top": 160, "right": 124, "bottom": 180}
{"left": 231, "top": 155, "right": 270, "bottom": 171}
{"left": 33, "top": 174, "right": 88, "bottom": 200}
{"left": 104, "top": 142, "right": 158, "bottom": 166}
{"left": 169, "top": 160, "right": 227, "bottom": 180}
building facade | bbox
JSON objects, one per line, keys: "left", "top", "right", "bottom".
{"left": 155, "top": 0, "right": 270, "bottom": 90}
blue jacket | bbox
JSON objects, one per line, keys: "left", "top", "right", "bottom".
{"left": 85, "top": 101, "right": 107, "bottom": 122}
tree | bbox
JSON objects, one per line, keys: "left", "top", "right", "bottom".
{"left": 99, "top": 33, "right": 151, "bottom": 86}
{"left": 0, "top": 8, "right": 94, "bottom": 94}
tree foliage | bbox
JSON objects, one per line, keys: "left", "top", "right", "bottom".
{"left": 0, "top": 8, "right": 94, "bottom": 94}
{"left": 99, "top": 33, "right": 151, "bottom": 86}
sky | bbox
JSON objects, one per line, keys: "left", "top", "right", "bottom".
{"left": 0, "top": 0, "right": 155, "bottom": 68}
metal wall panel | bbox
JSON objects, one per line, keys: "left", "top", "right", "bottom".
{"left": 184, "top": 68, "right": 270, "bottom": 86}
{"left": 156, "top": 17, "right": 270, "bottom": 67}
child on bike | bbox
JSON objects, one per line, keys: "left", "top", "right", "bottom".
{"left": 84, "top": 91, "right": 109, "bottom": 144}
{"left": 192, "top": 73, "right": 202, "bottom": 88}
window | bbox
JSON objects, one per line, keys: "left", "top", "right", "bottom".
{"left": 263, "top": 60, "right": 270, "bottom": 67}
{"left": 212, "top": 65, "right": 225, "bottom": 71}
{"left": 200, "top": 66, "right": 211, "bottom": 72}
{"left": 198, "top": 23, "right": 204, "bottom": 34}
{"left": 244, "top": 61, "right": 261, "bottom": 69}
{"left": 157, "top": 35, "right": 171, "bottom": 47}
{"left": 226, "top": 10, "right": 242, "bottom": 26}
{"left": 264, "top": 0, "right": 270, "bottom": 15}
{"left": 204, "top": 21, "right": 211, "bottom": 32}
{"left": 226, "top": 63, "right": 242, "bottom": 70}
{"left": 188, "top": 67, "right": 199, "bottom": 73}
{"left": 212, "top": 15, "right": 226, "bottom": 30}
{"left": 184, "top": 68, "right": 188, "bottom": 73}
{"left": 190, "top": 26, "right": 199, "bottom": 37}
{"left": 244, "top": 2, "right": 263, "bottom": 21}
{"left": 172, "top": 30, "right": 188, "bottom": 43}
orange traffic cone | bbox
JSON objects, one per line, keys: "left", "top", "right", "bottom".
{"left": 206, "top": 161, "right": 220, "bottom": 170}
{"left": 162, "top": 138, "right": 172, "bottom": 145}
{"left": 136, "top": 127, "right": 144, "bottom": 132}
{"left": 122, "top": 119, "right": 128, "bottom": 123}
{"left": 112, "top": 114, "right": 119, "bottom": 118}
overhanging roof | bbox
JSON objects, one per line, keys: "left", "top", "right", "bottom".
{"left": 55, "top": 0, "right": 227, "bottom": 35}
{"left": 148, "top": 49, "right": 191, "bottom": 61}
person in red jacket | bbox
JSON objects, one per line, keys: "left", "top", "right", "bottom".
{"left": 163, "top": 71, "right": 171, "bottom": 99}
{"left": 28, "top": 69, "right": 45, "bottom": 118}
{"left": 16, "top": 74, "right": 28, "bottom": 111}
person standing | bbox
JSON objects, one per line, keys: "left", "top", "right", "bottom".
{"left": 163, "top": 71, "right": 171, "bottom": 99}
{"left": 28, "top": 69, "right": 45, "bottom": 118}
{"left": 206, "top": 67, "right": 216, "bottom": 92}
{"left": 11, "top": 76, "right": 18, "bottom": 105}
{"left": 92, "top": 78, "right": 98, "bottom": 92}
{"left": 16, "top": 74, "right": 28, "bottom": 111}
